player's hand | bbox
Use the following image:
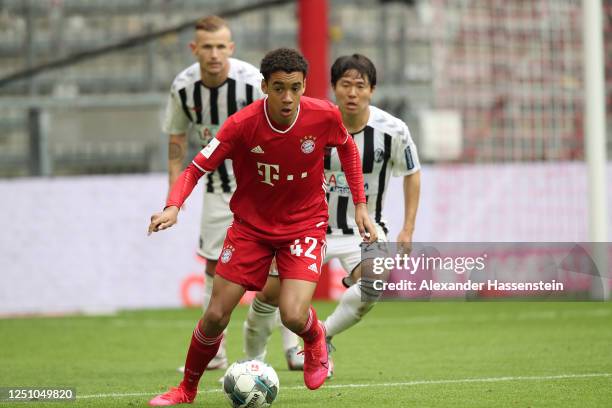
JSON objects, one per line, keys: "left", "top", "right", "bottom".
{"left": 355, "top": 203, "right": 377, "bottom": 243}
{"left": 397, "top": 228, "right": 413, "bottom": 255}
{"left": 148, "top": 206, "right": 179, "bottom": 235}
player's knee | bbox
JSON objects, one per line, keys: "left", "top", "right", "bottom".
{"left": 279, "top": 305, "right": 308, "bottom": 332}
{"left": 203, "top": 304, "right": 230, "bottom": 330}
{"left": 359, "top": 277, "right": 383, "bottom": 303}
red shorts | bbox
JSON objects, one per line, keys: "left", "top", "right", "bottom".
{"left": 215, "top": 220, "right": 327, "bottom": 291}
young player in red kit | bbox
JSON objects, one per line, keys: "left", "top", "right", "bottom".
{"left": 147, "top": 48, "right": 377, "bottom": 406}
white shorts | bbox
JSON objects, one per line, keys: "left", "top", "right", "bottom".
{"left": 325, "top": 224, "right": 388, "bottom": 276}
{"left": 198, "top": 192, "right": 233, "bottom": 260}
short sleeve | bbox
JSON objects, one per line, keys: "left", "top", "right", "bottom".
{"left": 391, "top": 123, "right": 421, "bottom": 176}
{"left": 162, "top": 92, "right": 190, "bottom": 134}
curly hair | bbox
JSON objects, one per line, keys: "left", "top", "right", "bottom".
{"left": 260, "top": 48, "right": 308, "bottom": 81}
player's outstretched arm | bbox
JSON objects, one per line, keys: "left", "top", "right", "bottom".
{"left": 167, "top": 133, "right": 188, "bottom": 207}
{"left": 149, "top": 119, "right": 237, "bottom": 236}
{"left": 148, "top": 206, "right": 179, "bottom": 235}
{"left": 148, "top": 161, "right": 204, "bottom": 236}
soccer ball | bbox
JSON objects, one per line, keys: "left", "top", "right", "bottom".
{"left": 222, "top": 360, "right": 279, "bottom": 408}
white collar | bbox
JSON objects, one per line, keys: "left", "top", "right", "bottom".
{"left": 263, "top": 96, "right": 301, "bottom": 134}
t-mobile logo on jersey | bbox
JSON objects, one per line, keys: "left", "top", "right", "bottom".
{"left": 257, "top": 162, "right": 280, "bottom": 186}
{"left": 257, "top": 162, "right": 308, "bottom": 186}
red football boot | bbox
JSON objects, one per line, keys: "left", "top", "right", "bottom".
{"left": 148, "top": 384, "right": 196, "bottom": 406}
{"left": 301, "top": 321, "right": 329, "bottom": 390}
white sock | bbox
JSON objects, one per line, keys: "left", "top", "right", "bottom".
{"left": 202, "top": 273, "right": 214, "bottom": 312}
{"left": 324, "top": 279, "right": 377, "bottom": 338}
{"left": 243, "top": 297, "right": 278, "bottom": 361}
{"left": 280, "top": 322, "right": 300, "bottom": 351}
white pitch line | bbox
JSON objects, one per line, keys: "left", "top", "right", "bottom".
{"left": 77, "top": 372, "right": 612, "bottom": 399}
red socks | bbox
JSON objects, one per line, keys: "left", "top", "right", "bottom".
{"left": 298, "top": 307, "right": 320, "bottom": 343}
{"left": 180, "top": 321, "right": 223, "bottom": 392}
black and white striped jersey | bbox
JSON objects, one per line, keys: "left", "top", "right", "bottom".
{"left": 163, "top": 58, "right": 264, "bottom": 194}
{"left": 324, "top": 105, "right": 420, "bottom": 235}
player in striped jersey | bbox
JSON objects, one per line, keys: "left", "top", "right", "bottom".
{"left": 321, "top": 54, "right": 420, "bottom": 377}
{"left": 163, "top": 16, "right": 302, "bottom": 371}
{"left": 242, "top": 54, "right": 421, "bottom": 378}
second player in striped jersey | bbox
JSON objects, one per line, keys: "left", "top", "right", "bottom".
{"left": 242, "top": 54, "right": 421, "bottom": 378}
{"left": 322, "top": 55, "right": 420, "bottom": 379}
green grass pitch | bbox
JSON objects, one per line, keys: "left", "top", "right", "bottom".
{"left": 1, "top": 302, "right": 611, "bottom": 407}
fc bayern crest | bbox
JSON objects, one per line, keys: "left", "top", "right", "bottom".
{"left": 220, "top": 246, "right": 234, "bottom": 264}
{"left": 300, "top": 135, "right": 316, "bottom": 154}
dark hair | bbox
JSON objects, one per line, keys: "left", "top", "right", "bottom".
{"left": 331, "top": 54, "right": 377, "bottom": 88}
{"left": 260, "top": 48, "right": 308, "bottom": 81}
{"left": 195, "top": 15, "right": 229, "bottom": 32}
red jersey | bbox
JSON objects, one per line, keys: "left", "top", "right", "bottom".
{"left": 167, "top": 96, "right": 366, "bottom": 239}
